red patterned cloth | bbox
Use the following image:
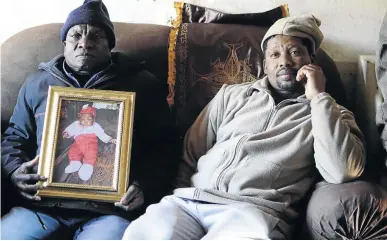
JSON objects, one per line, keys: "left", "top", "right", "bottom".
{"left": 68, "top": 134, "right": 98, "bottom": 165}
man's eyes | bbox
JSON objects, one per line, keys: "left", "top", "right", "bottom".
{"left": 70, "top": 33, "right": 82, "bottom": 39}
{"left": 69, "top": 33, "right": 104, "bottom": 40}
{"left": 269, "top": 50, "right": 302, "bottom": 58}
{"left": 290, "top": 50, "right": 301, "bottom": 56}
{"left": 91, "top": 33, "right": 106, "bottom": 40}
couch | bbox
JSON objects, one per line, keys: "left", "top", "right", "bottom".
{"left": 2, "top": 22, "right": 387, "bottom": 239}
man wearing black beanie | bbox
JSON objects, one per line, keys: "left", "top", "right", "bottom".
{"left": 1, "top": 0, "right": 179, "bottom": 239}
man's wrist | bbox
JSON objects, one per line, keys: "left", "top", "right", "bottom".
{"left": 310, "top": 92, "right": 332, "bottom": 105}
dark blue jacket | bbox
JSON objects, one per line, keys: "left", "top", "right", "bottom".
{"left": 1, "top": 53, "right": 179, "bottom": 219}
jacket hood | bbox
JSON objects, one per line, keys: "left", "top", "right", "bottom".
{"left": 38, "top": 54, "right": 66, "bottom": 76}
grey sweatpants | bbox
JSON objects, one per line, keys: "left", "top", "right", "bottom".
{"left": 123, "top": 195, "right": 288, "bottom": 240}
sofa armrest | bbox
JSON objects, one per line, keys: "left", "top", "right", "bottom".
{"left": 305, "top": 181, "right": 387, "bottom": 240}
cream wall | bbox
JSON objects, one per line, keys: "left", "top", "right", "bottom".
{"left": 0, "top": 0, "right": 174, "bottom": 45}
{"left": 1, "top": 0, "right": 386, "bottom": 87}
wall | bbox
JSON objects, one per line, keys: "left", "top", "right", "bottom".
{"left": 0, "top": 0, "right": 174, "bottom": 44}
{"left": 183, "top": 0, "right": 387, "bottom": 92}
{"left": 1, "top": 0, "right": 386, "bottom": 89}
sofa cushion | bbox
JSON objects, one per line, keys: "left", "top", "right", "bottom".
{"left": 179, "top": 2, "right": 289, "bottom": 25}
{"left": 306, "top": 181, "right": 387, "bottom": 239}
{"left": 1, "top": 22, "right": 170, "bottom": 131}
{"left": 171, "top": 23, "right": 268, "bottom": 136}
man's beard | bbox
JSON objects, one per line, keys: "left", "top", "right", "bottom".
{"left": 276, "top": 78, "right": 301, "bottom": 91}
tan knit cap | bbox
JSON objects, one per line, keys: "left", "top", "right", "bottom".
{"left": 261, "top": 14, "right": 324, "bottom": 53}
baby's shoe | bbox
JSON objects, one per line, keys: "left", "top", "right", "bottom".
{"left": 78, "top": 164, "right": 94, "bottom": 181}
{"left": 65, "top": 161, "right": 82, "bottom": 173}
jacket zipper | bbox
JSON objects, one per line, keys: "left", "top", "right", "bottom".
{"left": 212, "top": 90, "right": 308, "bottom": 191}
{"left": 214, "top": 97, "right": 296, "bottom": 190}
{"left": 262, "top": 94, "right": 293, "bottom": 131}
{"left": 215, "top": 135, "right": 248, "bottom": 190}
{"left": 86, "top": 75, "right": 115, "bottom": 89}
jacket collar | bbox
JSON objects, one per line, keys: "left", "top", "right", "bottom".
{"left": 38, "top": 52, "right": 142, "bottom": 77}
{"left": 246, "top": 76, "right": 271, "bottom": 96}
{"left": 62, "top": 58, "right": 113, "bottom": 88}
{"left": 37, "top": 52, "right": 145, "bottom": 88}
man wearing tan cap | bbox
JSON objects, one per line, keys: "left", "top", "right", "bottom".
{"left": 123, "top": 14, "right": 365, "bottom": 239}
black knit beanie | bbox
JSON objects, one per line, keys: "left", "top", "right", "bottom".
{"left": 60, "top": 0, "right": 115, "bottom": 49}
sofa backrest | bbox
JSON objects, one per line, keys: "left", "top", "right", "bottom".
{"left": 1, "top": 22, "right": 347, "bottom": 135}
{"left": 1, "top": 22, "right": 170, "bottom": 131}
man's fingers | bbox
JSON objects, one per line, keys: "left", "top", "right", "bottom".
{"left": 125, "top": 192, "right": 144, "bottom": 211}
{"left": 16, "top": 174, "right": 47, "bottom": 182}
{"left": 24, "top": 156, "right": 40, "bottom": 168}
{"left": 302, "top": 65, "right": 319, "bottom": 72}
{"left": 120, "top": 184, "right": 140, "bottom": 204}
{"left": 18, "top": 183, "right": 44, "bottom": 193}
{"left": 300, "top": 65, "right": 322, "bottom": 75}
{"left": 19, "top": 191, "right": 41, "bottom": 201}
{"left": 296, "top": 66, "right": 317, "bottom": 81}
{"left": 114, "top": 202, "right": 130, "bottom": 211}
{"left": 296, "top": 68, "right": 307, "bottom": 81}
{"left": 115, "top": 192, "right": 144, "bottom": 211}
{"left": 306, "top": 64, "right": 322, "bottom": 70}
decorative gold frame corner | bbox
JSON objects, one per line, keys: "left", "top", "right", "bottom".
{"left": 36, "top": 86, "right": 135, "bottom": 202}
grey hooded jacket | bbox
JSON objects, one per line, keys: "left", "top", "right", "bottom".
{"left": 174, "top": 76, "right": 365, "bottom": 222}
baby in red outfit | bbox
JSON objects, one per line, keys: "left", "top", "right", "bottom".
{"left": 62, "top": 105, "right": 116, "bottom": 181}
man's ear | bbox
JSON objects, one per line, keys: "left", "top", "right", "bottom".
{"left": 263, "top": 59, "right": 267, "bottom": 74}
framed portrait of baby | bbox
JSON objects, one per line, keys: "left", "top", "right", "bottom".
{"left": 36, "top": 86, "right": 135, "bottom": 202}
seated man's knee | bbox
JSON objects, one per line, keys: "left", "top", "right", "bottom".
{"left": 123, "top": 199, "right": 184, "bottom": 239}
{"left": 74, "top": 215, "right": 130, "bottom": 240}
{"left": 1, "top": 207, "right": 61, "bottom": 240}
{"left": 123, "top": 214, "right": 174, "bottom": 239}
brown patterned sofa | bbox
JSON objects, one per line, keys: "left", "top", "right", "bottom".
{"left": 2, "top": 22, "right": 386, "bottom": 239}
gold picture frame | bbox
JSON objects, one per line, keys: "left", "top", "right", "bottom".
{"left": 37, "top": 86, "right": 135, "bottom": 202}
